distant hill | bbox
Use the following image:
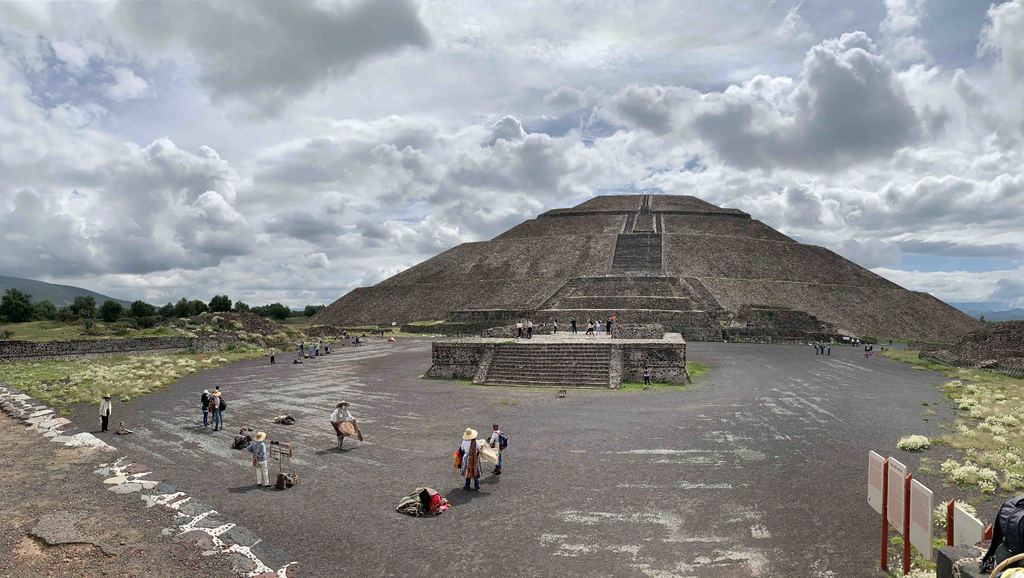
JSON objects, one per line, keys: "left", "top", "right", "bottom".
{"left": 952, "top": 302, "right": 1024, "bottom": 322}
{"left": 0, "top": 275, "right": 131, "bottom": 307}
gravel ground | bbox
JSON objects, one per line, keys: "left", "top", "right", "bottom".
{"left": 0, "top": 416, "right": 238, "bottom": 578}
{"left": 57, "top": 337, "right": 957, "bottom": 577}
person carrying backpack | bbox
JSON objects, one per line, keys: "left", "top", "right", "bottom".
{"left": 981, "top": 495, "right": 1024, "bottom": 574}
{"left": 488, "top": 424, "right": 508, "bottom": 475}
{"left": 210, "top": 390, "right": 225, "bottom": 431}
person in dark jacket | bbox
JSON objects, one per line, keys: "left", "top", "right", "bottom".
{"left": 200, "top": 389, "right": 211, "bottom": 428}
{"left": 210, "top": 390, "right": 224, "bottom": 431}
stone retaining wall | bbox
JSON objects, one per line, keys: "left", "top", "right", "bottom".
{"left": 620, "top": 342, "right": 688, "bottom": 384}
{"left": 0, "top": 336, "right": 231, "bottom": 361}
{"left": 426, "top": 338, "right": 688, "bottom": 387}
{"left": 611, "top": 323, "right": 665, "bottom": 339}
{"left": 425, "top": 342, "right": 496, "bottom": 380}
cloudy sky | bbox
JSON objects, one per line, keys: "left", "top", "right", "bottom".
{"left": 1, "top": 0, "right": 1022, "bottom": 309}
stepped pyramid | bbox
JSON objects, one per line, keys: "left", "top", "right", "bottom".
{"left": 316, "top": 194, "right": 981, "bottom": 341}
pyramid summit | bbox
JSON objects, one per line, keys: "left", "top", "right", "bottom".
{"left": 316, "top": 194, "right": 980, "bottom": 341}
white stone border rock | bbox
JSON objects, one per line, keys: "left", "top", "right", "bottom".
{"left": 0, "top": 385, "right": 114, "bottom": 451}
{"left": 0, "top": 384, "right": 296, "bottom": 577}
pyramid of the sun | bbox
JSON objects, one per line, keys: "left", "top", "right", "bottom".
{"left": 316, "top": 194, "right": 980, "bottom": 341}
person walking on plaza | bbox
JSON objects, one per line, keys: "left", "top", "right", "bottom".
{"left": 516, "top": 320, "right": 523, "bottom": 338}
{"left": 268, "top": 347, "right": 275, "bottom": 364}
{"left": 99, "top": 394, "right": 112, "bottom": 432}
{"left": 526, "top": 320, "right": 534, "bottom": 339}
{"left": 210, "top": 390, "right": 224, "bottom": 431}
{"left": 457, "top": 428, "right": 482, "bottom": 491}
{"left": 827, "top": 342, "right": 832, "bottom": 355}
{"left": 330, "top": 401, "right": 362, "bottom": 450}
{"left": 642, "top": 366, "right": 652, "bottom": 389}
{"left": 200, "top": 389, "right": 211, "bottom": 427}
{"left": 247, "top": 432, "right": 271, "bottom": 488}
{"left": 488, "top": 424, "right": 507, "bottom": 475}
{"left": 570, "top": 318, "right": 577, "bottom": 334}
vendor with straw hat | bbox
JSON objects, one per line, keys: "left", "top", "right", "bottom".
{"left": 329, "top": 401, "right": 362, "bottom": 450}
{"left": 457, "top": 427, "right": 482, "bottom": 491}
{"left": 246, "top": 432, "right": 271, "bottom": 488}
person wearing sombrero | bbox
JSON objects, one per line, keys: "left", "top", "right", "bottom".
{"left": 246, "top": 431, "right": 271, "bottom": 487}
{"left": 457, "top": 428, "right": 482, "bottom": 491}
{"left": 329, "top": 401, "right": 362, "bottom": 450}
{"left": 98, "top": 394, "right": 112, "bottom": 433}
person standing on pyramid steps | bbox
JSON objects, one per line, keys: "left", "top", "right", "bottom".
{"left": 526, "top": 320, "right": 534, "bottom": 339}
{"left": 570, "top": 318, "right": 577, "bottom": 334}
{"left": 553, "top": 320, "right": 558, "bottom": 334}
{"left": 516, "top": 320, "right": 523, "bottom": 338}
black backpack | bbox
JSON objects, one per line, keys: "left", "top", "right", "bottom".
{"left": 498, "top": 433, "right": 508, "bottom": 450}
{"left": 981, "top": 495, "right": 1024, "bottom": 573}
{"left": 219, "top": 398, "right": 227, "bottom": 412}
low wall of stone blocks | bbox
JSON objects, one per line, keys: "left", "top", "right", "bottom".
{"left": 611, "top": 323, "right": 665, "bottom": 339}
{"left": 425, "top": 342, "right": 496, "bottom": 380}
{"left": 0, "top": 336, "right": 229, "bottom": 361}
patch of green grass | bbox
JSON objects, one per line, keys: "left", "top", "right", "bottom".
{"left": 619, "top": 361, "right": 709, "bottom": 391}
{"left": 0, "top": 349, "right": 261, "bottom": 411}
{"left": 405, "top": 320, "right": 444, "bottom": 326}
{"left": 0, "top": 320, "right": 186, "bottom": 342}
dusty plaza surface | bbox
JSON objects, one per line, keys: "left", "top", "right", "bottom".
{"left": 60, "top": 337, "right": 952, "bottom": 577}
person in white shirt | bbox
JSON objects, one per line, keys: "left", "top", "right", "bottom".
{"left": 516, "top": 321, "right": 523, "bottom": 338}
{"left": 329, "top": 401, "right": 362, "bottom": 449}
{"left": 488, "top": 423, "right": 506, "bottom": 475}
{"left": 99, "top": 394, "right": 112, "bottom": 433}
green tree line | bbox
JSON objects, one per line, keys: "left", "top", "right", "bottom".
{"left": 0, "top": 289, "right": 325, "bottom": 324}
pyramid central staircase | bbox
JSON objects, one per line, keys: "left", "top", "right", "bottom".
{"left": 481, "top": 342, "right": 613, "bottom": 387}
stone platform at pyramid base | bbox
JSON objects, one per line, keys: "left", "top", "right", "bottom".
{"left": 424, "top": 334, "right": 687, "bottom": 388}
{"left": 436, "top": 303, "right": 846, "bottom": 344}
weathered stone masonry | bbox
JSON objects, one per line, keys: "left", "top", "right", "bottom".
{"left": 0, "top": 336, "right": 232, "bottom": 361}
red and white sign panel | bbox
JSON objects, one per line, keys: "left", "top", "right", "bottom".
{"left": 910, "top": 480, "right": 933, "bottom": 559}
{"left": 953, "top": 503, "right": 985, "bottom": 546}
{"left": 868, "top": 451, "right": 886, "bottom": 514}
{"left": 887, "top": 458, "right": 908, "bottom": 530}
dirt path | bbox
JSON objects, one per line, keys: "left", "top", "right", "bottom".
{"left": 0, "top": 416, "right": 238, "bottom": 578}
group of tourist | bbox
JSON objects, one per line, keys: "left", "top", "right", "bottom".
{"left": 813, "top": 341, "right": 832, "bottom": 355}
{"left": 296, "top": 339, "right": 331, "bottom": 361}
{"left": 578, "top": 316, "right": 615, "bottom": 336}
{"left": 515, "top": 320, "right": 535, "bottom": 338}
{"left": 200, "top": 386, "right": 226, "bottom": 430}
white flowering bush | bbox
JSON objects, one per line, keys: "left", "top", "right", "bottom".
{"left": 934, "top": 501, "right": 976, "bottom": 529}
{"left": 897, "top": 435, "right": 931, "bottom": 451}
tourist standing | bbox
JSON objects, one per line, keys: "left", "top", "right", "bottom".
{"left": 210, "top": 390, "right": 224, "bottom": 431}
{"left": 553, "top": 320, "right": 558, "bottom": 334}
{"left": 827, "top": 342, "right": 832, "bottom": 356}
{"left": 526, "top": 320, "right": 534, "bottom": 339}
{"left": 605, "top": 317, "right": 613, "bottom": 335}
{"left": 330, "top": 401, "right": 362, "bottom": 449}
{"left": 458, "top": 428, "right": 482, "bottom": 491}
{"left": 99, "top": 394, "right": 112, "bottom": 433}
{"left": 488, "top": 424, "right": 506, "bottom": 475}
{"left": 642, "top": 366, "right": 652, "bottom": 389}
{"left": 516, "top": 320, "right": 523, "bottom": 338}
{"left": 586, "top": 321, "right": 595, "bottom": 336}
{"left": 570, "top": 318, "right": 577, "bottom": 334}
{"left": 299, "top": 341, "right": 305, "bottom": 357}
{"left": 268, "top": 347, "right": 275, "bottom": 364}
{"left": 200, "top": 389, "right": 211, "bottom": 427}
{"left": 247, "top": 432, "right": 271, "bottom": 488}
